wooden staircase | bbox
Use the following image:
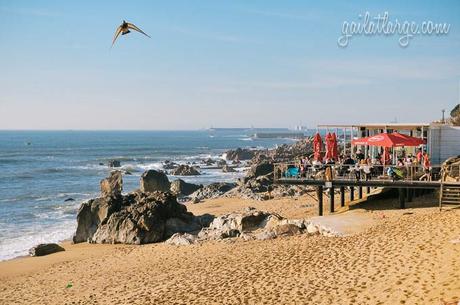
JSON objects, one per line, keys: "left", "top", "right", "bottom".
{"left": 439, "top": 183, "right": 460, "bottom": 210}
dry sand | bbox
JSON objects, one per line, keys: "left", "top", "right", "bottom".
{"left": 1, "top": 194, "right": 459, "bottom": 305}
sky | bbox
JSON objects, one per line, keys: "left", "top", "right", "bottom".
{"left": 0, "top": 0, "right": 459, "bottom": 130}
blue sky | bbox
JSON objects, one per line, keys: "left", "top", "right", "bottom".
{"left": 1, "top": 0, "right": 459, "bottom": 129}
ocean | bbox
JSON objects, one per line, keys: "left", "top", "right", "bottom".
{"left": 0, "top": 130, "right": 297, "bottom": 261}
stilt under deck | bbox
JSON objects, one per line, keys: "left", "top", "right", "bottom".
{"left": 275, "top": 178, "right": 444, "bottom": 216}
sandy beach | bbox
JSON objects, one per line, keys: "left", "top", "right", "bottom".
{"left": 1, "top": 194, "right": 459, "bottom": 305}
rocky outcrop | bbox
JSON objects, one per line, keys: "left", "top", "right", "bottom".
{"left": 73, "top": 171, "right": 212, "bottom": 245}
{"left": 74, "top": 191, "right": 211, "bottom": 245}
{"left": 224, "top": 148, "right": 255, "bottom": 161}
{"left": 29, "top": 243, "right": 65, "bottom": 257}
{"left": 108, "top": 160, "right": 121, "bottom": 168}
{"left": 140, "top": 170, "right": 170, "bottom": 193}
{"left": 100, "top": 171, "right": 123, "bottom": 198}
{"left": 222, "top": 165, "right": 236, "bottom": 173}
{"left": 167, "top": 208, "right": 331, "bottom": 245}
{"left": 170, "top": 165, "right": 200, "bottom": 176}
{"left": 163, "top": 160, "right": 179, "bottom": 170}
{"left": 247, "top": 161, "right": 274, "bottom": 179}
{"left": 170, "top": 179, "right": 202, "bottom": 196}
{"left": 189, "top": 182, "right": 237, "bottom": 201}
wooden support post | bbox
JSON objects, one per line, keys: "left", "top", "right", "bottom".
{"left": 340, "top": 186, "right": 345, "bottom": 207}
{"left": 366, "top": 186, "right": 370, "bottom": 194}
{"left": 350, "top": 186, "right": 355, "bottom": 201}
{"left": 407, "top": 188, "right": 413, "bottom": 202}
{"left": 358, "top": 187, "right": 363, "bottom": 199}
{"left": 317, "top": 185, "right": 323, "bottom": 216}
{"left": 399, "top": 188, "right": 406, "bottom": 209}
{"left": 329, "top": 186, "right": 335, "bottom": 213}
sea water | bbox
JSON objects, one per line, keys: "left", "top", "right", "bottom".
{"left": 0, "top": 130, "right": 297, "bottom": 260}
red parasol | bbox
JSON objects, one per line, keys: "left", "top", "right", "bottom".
{"left": 325, "top": 132, "right": 333, "bottom": 160}
{"left": 331, "top": 132, "right": 339, "bottom": 160}
{"left": 313, "top": 132, "right": 323, "bottom": 162}
{"left": 352, "top": 132, "right": 425, "bottom": 147}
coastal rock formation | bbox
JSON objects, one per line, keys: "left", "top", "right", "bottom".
{"left": 216, "top": 159, "right": 227, "bottom": 167}
{"left": 100, "top": 171, "right": 123, "bottom": 198}
{"left": 222, "top": 165, "right": 236, "bottom": 173}
{"left": 73, "top": 171, "right": 212, "bottom": 245}
{"left": 108, "top": 160, "right": 121, "bottom": 168}
{"left": 140, "top": 170, "right": 170, "bottom": 193}
{"left": 224, "top": 148, "right": 255, "bottom": 161}
{"left": 163, "top": 160, "right": 179, "bottom": 170}
{"left": 29, "top": 243, "right": 65, "bottom": 257}
{"left": 165, "top": 233, "right": 196, "bottom": 246}
{"left": 189, "top": 182, "right": 237, "bottom": 201}
{"left": 170, "top": 165, "right": 200, "bottom": 176}
{"left": 74, "top": 191, "right": 210, "bottom": 244}
{"left": 170, "top": 179, "right": 202, "bottom": 196}
{"left": 247, "top": 161, "right": 274, "bottom": 179}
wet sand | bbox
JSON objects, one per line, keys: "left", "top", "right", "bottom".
{"left": 1, "top": 195, "right": 459, "bottom": 305}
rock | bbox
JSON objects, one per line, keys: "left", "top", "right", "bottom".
{"left": 222, "top": 165, "right": 236, "bottom": 173}
{"left": 140, "top": 170, "right": 170, "bottom": 193}
{"left": 271, "top": 224, "right": 301, "bottom": 237}
{"left": 306, "top": 223, "right": 319, "bottom": 234}
{"left": 124, "top": 171, "right": 132, "bottom": 175}
{"left": 74, "top": 191, "right": 207, "bottom": 245}
{"left": 64, "top": 198, "right": 75, "bottom": 202}
{"left": 191, "top": 197, "right": 200, "bottom": 204}
{"left": 170, "top": 179, "right": 202, "bottom": 196}
{"left": 29, "top": 243, "right": 65, "bottom": 257}
{"left": 216, "top": 159, "right": 227, "bottom": 167}
{"left": 170, "top": 165, "right": 200, "bottom": 176}
{"left": 108, "top": 160, "right": 121, "bottom": 168}
{"left": 202, "top": 158, "right": 215, "bottom": 166}
{"left": 224, "top": 148, "right": 255, "bottom": 161}
{"left": 73, "top": 196, "right": 121, "bottom": 243}
{"left": 247, "top": 161, "right": 274, "bottom": 179}
{"left": 100, "top": 171, "right": 123, "bottom": 198}
{"left": 99, "top": 162, "right": 104, "bottom": 166}
{"left": 190, "top": 182, "right": 237, "bottom": 201}
{"left": 163, "top": 161, "right": 179, "bottom": 170}
{"left": 165, "top": 233, "right": 196, "bottom": 246}
{"left": 200, "top": 209, "right": 280, "bottom": 240}
{"left": 255, "top": 231, "right": 277, "bottom": 240}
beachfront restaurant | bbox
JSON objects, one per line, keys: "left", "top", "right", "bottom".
{"left": 317, "top": 122, "right": 460, "bottom": 166}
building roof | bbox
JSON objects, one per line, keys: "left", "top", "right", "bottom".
{"left": 317, "top": 123, "right": 430, "bottom": 130}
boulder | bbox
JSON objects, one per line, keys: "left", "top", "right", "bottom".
{"left": 108, "top": 160, "right": 121, "bottom": 168}
{"left": 73, "top": 196, "right": 122, "bottom": 243}
{"left": 198, "top": 209, "right": 280, "bottom": 240}
{"left": 190, "top": 182, "right": 237, "bottom": 201}
{"left": 74, "top": 191, "right": 208, "bottom": 245}
{"left": 271, "top": 224, "right": 301, "bottom": 237}
{"left": 216, "top": 159, "right": 227, "bottom": 167}
{"left": 202, "top": 158, "right": 215, "bottom": 166}
{"left": 29, "top": 243, "right": 65, "bottom": 257}
{"left": 170, "top": 165, "right": 200, "bottom": 176}
{"left": 165, "top": 233, "right": 196, "bottom": 246}
{"left": 64, "top": 198, "right": 75, "bottom": 202}
{"left": 222, "top": 165, "right": 236, "bottom": 173}
{"left": 140, "top": 170, "right": 170, "bottom": 193}
{"left": 170, "top": 179, "right": 202, "bottom": 196}
{"left": 163, "top": 161, "right": 179, "bottom": 170}
{"left": 247, "top": 161, "right": 274, "bottom": 179}
{"left": 100, "top": 171, "right": 123, "bottom": 198}
{"left": 224, "top": 148, "right": 255, "bottom": 161}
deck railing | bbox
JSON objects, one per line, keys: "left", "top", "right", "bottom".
{"left": 274, "top": 162, "right": 445, "bottom": 182}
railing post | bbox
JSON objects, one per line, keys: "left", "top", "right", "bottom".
{"left": 358, "top": 186, "right": 363, "bottom": 199}
{"left": 317, "top": 185, "right": 323, "bottom": 216}
{"left": 340, "top": 186, "right": 345, "bottom": 207}
{"left": 350, "top": 186, "right": 355, "bottom": 201}
{"left": 329, "top": 186, "right": 335, "bottom": 213}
